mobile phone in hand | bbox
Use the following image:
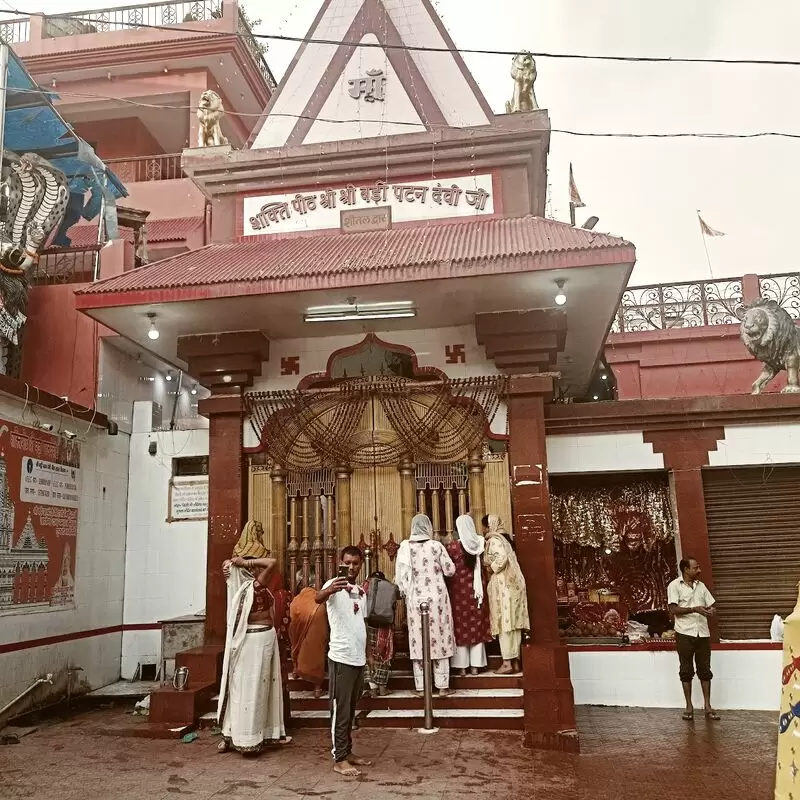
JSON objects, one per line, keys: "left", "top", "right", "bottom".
{"left": 337, "top": 565, "right": 349, "bottom": 580}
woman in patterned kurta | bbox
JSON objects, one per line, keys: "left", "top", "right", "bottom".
{"left": 482, "top": 514, "right": 530, "bottom": 675}
{"left": 446, "top": 515, "right": 492, "bottom": 675}
{"left": 395, "top": 514, "right": 456, "bottom": 695}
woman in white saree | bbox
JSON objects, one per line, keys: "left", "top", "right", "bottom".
{"left": 218, "top": 521, "right": 292, "bottom": 755}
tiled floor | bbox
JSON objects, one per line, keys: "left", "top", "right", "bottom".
{"left": 0, "top": 706, "right": 776, "bottom": 799}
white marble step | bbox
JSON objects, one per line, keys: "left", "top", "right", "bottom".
{"left": 290, "top": 688, "right": 522, "bottom": 700}
{"left": 367, "top": 708, "right": 524, "bottom": 718}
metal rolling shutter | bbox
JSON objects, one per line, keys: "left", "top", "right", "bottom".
{"left": 703, "top": 466, "right": 800, "bottom": 639}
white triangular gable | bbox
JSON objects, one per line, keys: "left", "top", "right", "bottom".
{"left": 304, "top": 33, "right": 426, "bottom": 144}
{"left": 251, "top": 0, "right": 494, "bottom": 150}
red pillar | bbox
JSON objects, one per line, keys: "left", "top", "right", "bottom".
{"left": 507, "top": 375, "right": 578, "bottom": 753}
{"left": 178, "top": 331, "right": 270, "bottom": 647}
{"left": 644, "top": 428, "right": 723, "bottom": 639}
{"left": 203, "top": 395, "right": 246, "bottom": 645}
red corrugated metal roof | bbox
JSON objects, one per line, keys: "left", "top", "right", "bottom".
{"left": 63, "top": 216, "right": 203, "bottom": 248}
{"left": 77, "top": 215, "right": 634, "bottom": 298}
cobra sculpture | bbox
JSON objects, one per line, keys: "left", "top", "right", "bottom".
{"left": 0, "top": 150, "right": 69, "bottom": 346}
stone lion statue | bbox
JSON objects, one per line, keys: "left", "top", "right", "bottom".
{"left": 505, "top": 51, "right": 539, "bottom": 114}
{"left": 741, "top": 298, "right": 800, "bottom": 394}
{"left": 197, "top": 90, "right": 229, "bottom": 148}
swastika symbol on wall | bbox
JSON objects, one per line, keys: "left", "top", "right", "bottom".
{"left": 444, "top": 344, "right": 465, "bottom": 364}
{"left": 281, "top": 356, "right": 300, "bottom": 376}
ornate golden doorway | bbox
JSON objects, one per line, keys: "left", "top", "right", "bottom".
{"left": 245, "top": 335, "right": 509, "bottom": 588}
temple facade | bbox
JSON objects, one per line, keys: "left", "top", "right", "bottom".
{"left": 0, "top": 0, "right": 796, "bottom": 748}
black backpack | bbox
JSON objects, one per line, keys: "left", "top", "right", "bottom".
{"left": 365, "top": 572, "right": 399, "bottom": 626}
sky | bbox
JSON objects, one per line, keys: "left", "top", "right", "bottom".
{"left": 6, "top": 0, "right": 800, "bottom": 284}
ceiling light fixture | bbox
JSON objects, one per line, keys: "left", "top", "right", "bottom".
{"left": 147, "top": 313, "right": 160, "bottom": 340}
{"left": 165, "top": 370, "right": 173, "bottom": 382}
{"left": 222, "top": 375, "right": 232, "bottom": 383}
{"left": 304, "top": 300, "right": 416, "bottom": 324}
{"left": 554, "top": 279, "right": 567, "bottom": 307}
{"left": 190, "top": 384, "right": 198, "bottom": 396}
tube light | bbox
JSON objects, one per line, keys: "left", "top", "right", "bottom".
{"left": 304, "top": 301, "right": 416, "bottom": 323}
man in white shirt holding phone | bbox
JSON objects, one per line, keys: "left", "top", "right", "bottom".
{"left": 667, "top": 556, "right": 719, "bottom": 722}
{"left": 315, "top": 545, "right": 373, "bottom": 777}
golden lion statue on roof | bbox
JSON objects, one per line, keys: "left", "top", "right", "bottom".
{"left": 197, "top": 90, "right": 229, "bottom": 148}
{"left": 505, "top": 51, "right": 539, "bottom": 114}
{"left": 741, "top": 298, "right": 800, "bottom": 394}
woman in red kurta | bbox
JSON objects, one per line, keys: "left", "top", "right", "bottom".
{"left": 446, "top": 515, "right": 492, "bottom": 675}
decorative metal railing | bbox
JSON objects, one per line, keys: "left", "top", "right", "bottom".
{"left": 610, "top": 278, "right": 745, "bottom": 333}
{"left": 237, "top": 8, "right": 277, "bottom": 90}
{"left": 0, "top": 17, "right": 30, "bottom": 43}
{"left": 40, "top": 1, "right": 277, "bottom": 89}
{"left": 44, "top": 1, "right": 220, "bottom": 37}
{"left": 104, "top": 153, "right": 185, "bottom": 183}
{"left": 30, "top": 246, "right": 102, "bottom": 286}
{"left": 758, "top": 273, "right": 800, "bottom": 319}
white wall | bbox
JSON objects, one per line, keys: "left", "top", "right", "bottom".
{"left": 0, "top": 394, "right": 129, "bottom": 714}
{"left": 570, "top": 646, "right": 781, "bottom": 711}
{"left": 709, "top": 423, "right": 800, "bottom": 467}
{"left": 121, "top": 402, "right": 209, "bottom": 679}
{"left": 244, "top": 325, "right": 504, "bottom": 448}
{"left": 546, "top": 431, "right": 665, "bottom": 474}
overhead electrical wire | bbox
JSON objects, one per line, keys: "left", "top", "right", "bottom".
{"left": 2, "top": 5, "right": 800, "bottom": 67}
{"left": 3, "top": 83, "right": 799, "bottom": 141}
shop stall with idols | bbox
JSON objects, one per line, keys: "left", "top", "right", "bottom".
{"left": 550, "top": 475, "right": 677, "bottom": 645}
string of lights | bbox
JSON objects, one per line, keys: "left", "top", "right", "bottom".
{"left": 4, "top": 82, "right": 800, "bottom": 141}
{"left": 2, "top": 5, "right": 800, "bottom": 67}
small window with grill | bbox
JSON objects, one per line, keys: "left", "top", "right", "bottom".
{"left": 172, "top": 456, "right": 208, "bottom": 477}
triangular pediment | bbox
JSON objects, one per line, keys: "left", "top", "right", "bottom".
{"left": 251, "top": 0, "right": 494, "bottom": 149}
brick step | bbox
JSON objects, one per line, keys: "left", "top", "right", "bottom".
{"left": 148, "top": 682, "right": 216, "bottom": 726}
{"left": 290, "top": 687, "right": 523, "bottom": 711}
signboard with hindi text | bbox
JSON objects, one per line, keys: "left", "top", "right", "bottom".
{"left": 242, "top": 174, "right": 495, "bottom": 236}
{"left": 167, "top": 478, "right": 208, "bottom": 523}
{"left": 0, "top": 420, "right": 80, "bottom": 615}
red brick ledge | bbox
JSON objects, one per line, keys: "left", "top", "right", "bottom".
{"left": 545, "top": 393, "right": 800, "bottom": 435}
{"left": 0, "top": 374, "right": 109, "bottom": 428}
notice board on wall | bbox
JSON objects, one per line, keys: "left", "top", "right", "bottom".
{"left": 167, "top": 478, "right": 208, "bottom": 522}
{"left": 0, "top": 420, "right": 80, "bottom": 614}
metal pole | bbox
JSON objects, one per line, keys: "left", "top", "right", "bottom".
{"left": 419, "top": 601, "right": 435, "bottom": 731}
{"left": 363, "top": 546, "right": 373, "bottom": 577}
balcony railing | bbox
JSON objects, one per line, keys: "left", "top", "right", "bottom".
{"left": 0, "top": 17, "right": 30, "bottom": 43}
{"left": 44, "top": 1, "right": 220, "bottom": 37}
{"left": 610, "top": 271, "right": 800, "bottom": 333}
{"left": 757, "top": 273, "right": 800, "bottom": 319}
{"left": 237, "top": 8, "right": 276, "bottom": 90}
{"left": 30, "top": 246, "right": 102, "bottom": 286}
{"left": 39, "top": 0, "right": 277, "bottom": 89}
{"left": 104, "top": 153, "right": 185, "bottom": 183}
{"left": 611, "top": 278, "right": 745, "bottom": 333}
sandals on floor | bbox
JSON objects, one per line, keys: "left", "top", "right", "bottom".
{"left": 681, "top": 711, "right": 694, "bottom": 721}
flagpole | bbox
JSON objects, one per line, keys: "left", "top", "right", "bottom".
{"left": 697, "top": 209, "right": 714, "bottom": 278}
{"left": 569, "top": 202, "right": 576, "bottom": 227}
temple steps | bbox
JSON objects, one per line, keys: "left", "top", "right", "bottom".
{"left": 283, "top": 653, "right": 525, "bottom": 730}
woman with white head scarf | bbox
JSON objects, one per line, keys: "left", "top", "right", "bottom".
{"left": 395, "top": 514, "right": 456, "bottom": 695}
{"left": 481, "top": 514, "right": 529, "bottom": 675}
{"left": 445, "top": 515, "right": 492, "bottom": 676}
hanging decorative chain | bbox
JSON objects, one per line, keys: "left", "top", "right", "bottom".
{"left": 244, "top": 375, "right": 508, "bottom": 471}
